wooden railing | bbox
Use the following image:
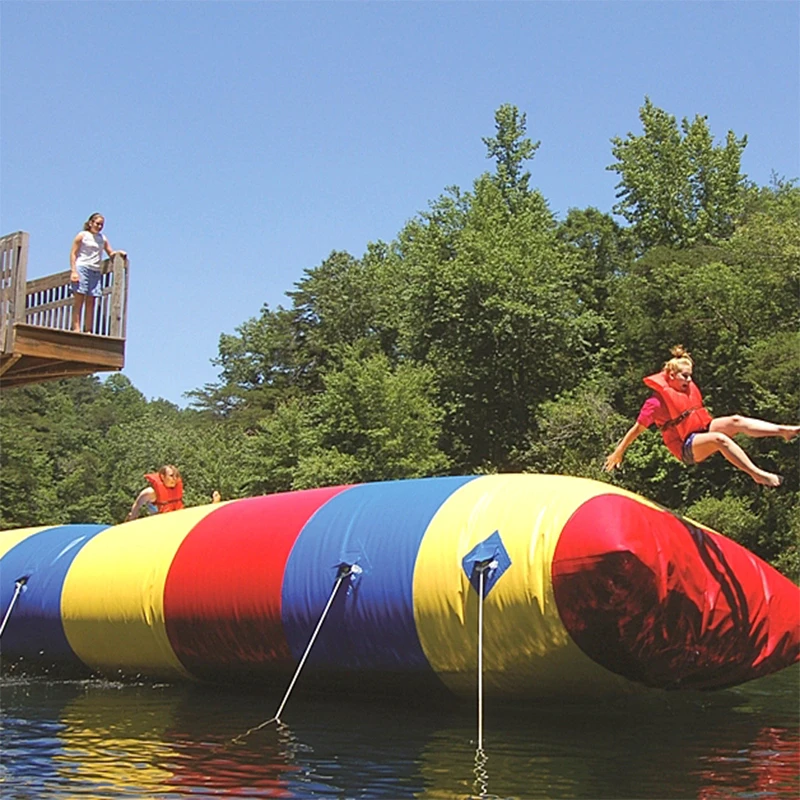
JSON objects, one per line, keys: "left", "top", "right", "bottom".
{"left": 0, "top": 231, "right": 29, "bottom": 355}
{"left": 0, "top": 231, "right": 129, "bottom": 348}
{"left": 0, "top": 231, "right": 129, "bottom": 387}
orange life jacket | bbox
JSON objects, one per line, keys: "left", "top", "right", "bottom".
{"left": 642, "top": 372, "right": 713, "bottom": 460}
{"left": 144, "top": 473, "right": 184, "bottom": 513}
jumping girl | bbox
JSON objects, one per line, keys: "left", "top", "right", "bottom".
{"left": 604, "top": 345, "right": 799, "bottom": 487}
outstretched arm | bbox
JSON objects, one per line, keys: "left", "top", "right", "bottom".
{"left": 125, "top": 486, "right": 157, "bottom": 521}
{"left": 604, "top": 423, "right": 647, "bottom": 471}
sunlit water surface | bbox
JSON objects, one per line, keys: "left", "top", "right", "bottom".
{"left": 1, "top": 666, "right": 797, "bottom": 799}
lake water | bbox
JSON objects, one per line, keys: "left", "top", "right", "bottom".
{"left": 1, "top": 666, "right": 798, "bottom": 799}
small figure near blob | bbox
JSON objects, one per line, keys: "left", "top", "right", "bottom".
{"left": 126, "top": 465, "right": 184, "bottom": 521}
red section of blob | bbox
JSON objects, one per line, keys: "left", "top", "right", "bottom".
{"left": 551, "top": 495, "right": 800, "bottom": 690}
{"left": 163, "top": 487, "right": 347, "bottom": 680}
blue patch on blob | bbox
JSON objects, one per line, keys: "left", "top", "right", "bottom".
{"left": 462, "top": 530, "right": 512, "bottom": 598}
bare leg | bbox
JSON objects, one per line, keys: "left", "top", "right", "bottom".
{"left": 83, "top": 296, "right": 96, "bottom": 333}
{"left": 691, "top": 431, "right": 782, "bottom": 487}
{"left": 710, "top": 415, "right": 800, "bottom": 443}
{"left": 71, "top": 293, "right": 84, "bottom": 332}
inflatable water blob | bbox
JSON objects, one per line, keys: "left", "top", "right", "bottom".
{"left": 1, "top": 475, "right": 798, "bottom": 697}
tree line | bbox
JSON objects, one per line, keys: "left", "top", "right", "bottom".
{"left": 2, "top": 99, "right": 797, "bottom": 579}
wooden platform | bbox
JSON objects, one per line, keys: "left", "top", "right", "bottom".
{"left": 0, "top": 231, "right": 129, "bottom": 389}
{"left": 0, "top": 325, "right": 126, "bottom": 388}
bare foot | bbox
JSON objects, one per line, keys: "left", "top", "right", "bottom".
{"left": 753, "top": 472, "right": 783, "bottom": 488}
{"left": 779, "top": 425, "right": 800, "bottom": 442}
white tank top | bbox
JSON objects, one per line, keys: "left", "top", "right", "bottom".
{"left": 74, "top": 232, "right": 107, "bottom": 270}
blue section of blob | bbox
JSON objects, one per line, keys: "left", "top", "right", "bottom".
{"left": 0, "top": 525, "right": 108, "bottom": 666}
{"left": 281, "top": 476, "right": 476, "bottom": 671}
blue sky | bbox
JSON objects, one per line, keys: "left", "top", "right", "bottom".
{"left": 2, "top": 1, "right": 798, "bottom": 406}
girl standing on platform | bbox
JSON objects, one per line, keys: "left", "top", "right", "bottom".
{"left": 70, "top": 213, "right": 126, "bottom": 332}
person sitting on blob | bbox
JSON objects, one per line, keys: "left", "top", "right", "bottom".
{"left": 604, "top": 345, "right": 799, "bottom": 488}
{"left": 125, "top": 465, "right": 184, "bottom": 521}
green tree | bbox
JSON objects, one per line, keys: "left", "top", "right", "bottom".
{"left": 556, "top": 207, "right": 634, "bottom": 358}
{"left": 245, "top": 348, "right": 449, "bottom": 492}
{"left": 187, "top": 304, "right": 303, "bottom": 423}
{"left": 520, "top": 374, "right": 628, "bottom": 479}
{"left": 608, "top": 97, "right": 747, "bottom": 249}
{"left": 0, "top": 417, "right": 59, "bottom": 527}
{"left": 482, "top": 103, "right": 541, "bottom": 212}
{"left": 392, "top": 128, "right": 597, "bottom": 469}
{"left": 189, "top": 247, "right": 399, "bottom": 426}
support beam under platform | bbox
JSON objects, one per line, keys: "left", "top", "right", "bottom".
{"left": 0, "top": 325, "right": 125, "bottom": 389}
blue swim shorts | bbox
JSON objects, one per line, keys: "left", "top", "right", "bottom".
{"left": 682, "top": 427, "right": 710, "bottom": 465}
{"left": 71, "top": 265, "right": 103, "bottom": 298}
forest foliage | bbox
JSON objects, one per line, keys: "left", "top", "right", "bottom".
{"left": 3, "top": 99, "right": 798, "bottom": 579}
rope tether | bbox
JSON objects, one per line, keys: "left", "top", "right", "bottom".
{"left": 232, "top": 562, "right": 360, "bottom": 743}
{"left": 0, "top": 576, "right": 29, "bottom": 638}
{"left": 472, "top": 747, "right": 490, "bottom": 798}
{"left": 473, "top": 558, "right": 496, "bottom": 755}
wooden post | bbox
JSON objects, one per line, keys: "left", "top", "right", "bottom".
{"left": 1, "top": 232, "right": 29, "bottom": 354}
{"left": 108, "top": 253, "right": 128, "bottom": 338}
{"left": 0, "top": 238, "right": 8, "bottom": 352}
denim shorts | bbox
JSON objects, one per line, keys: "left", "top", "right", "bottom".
{"left": 71, "top": 265, "right": 103, "bottom": 297}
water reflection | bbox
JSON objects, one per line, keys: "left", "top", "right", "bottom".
{"left": 0, "top": 667, "right": 797, "bottom": 799}
{"left": 695, "top": 725, "right": 799, "bottom": 800}
{"left": 414, "top": 688, "right": 800, "bottom": 799}
{"left": 165, "top": 719, "right": 306, "bottom": 798}
{"left": 54, "top": 683, "right": 180, "bottom": 795}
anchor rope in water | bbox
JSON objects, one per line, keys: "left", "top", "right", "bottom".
{"left": 0, "top": 577, "right": 28, "bottom": 638}
{"left": 477, "top": 563, "right": 487, "bottom": 754}
{"left": 472, "top": 557, "right": 497, "bottom": 755}
{"left": 233, "top": 563, "right": 358, "bottom": 743}
{"left": 473, "top": 558, "right": 497, "bottom": 795}
{"left": 472, "top": 747, "right": 491, "bottom": 799}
